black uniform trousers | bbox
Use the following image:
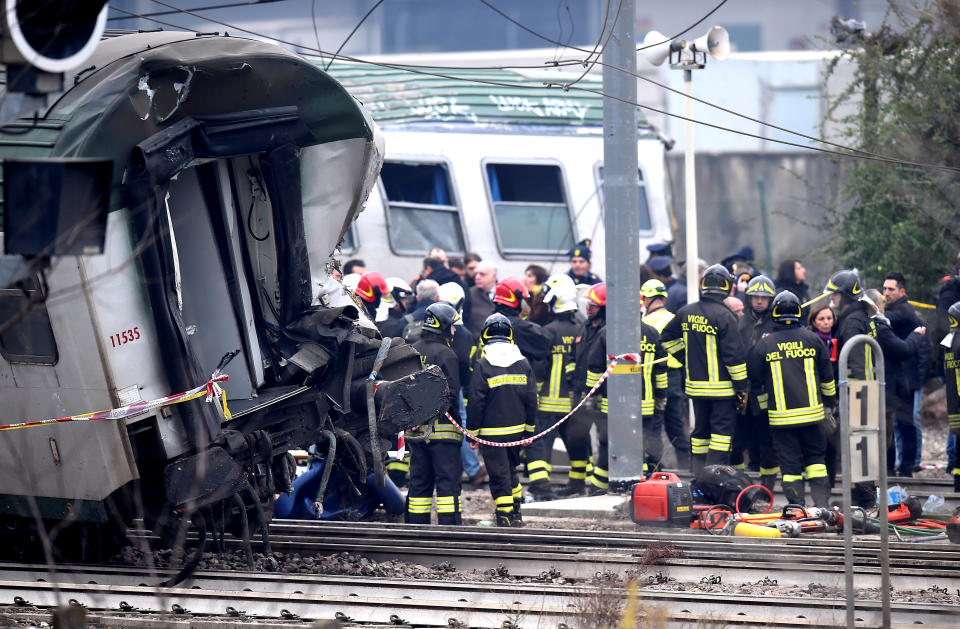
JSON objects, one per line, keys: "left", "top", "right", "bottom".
{"left": 525, "top": 409, "right": 593, "bottom": 485}
{"left": 690, "top": 397, "right": 737, "bottom": 474}
{"left": 663, "top": 370, "right": 690, "bottom": 466}
{"left": 405, "top": 441, "right": 462, "bottom": 525}
{"left": 483, "top": 442, "right": 523, "bottom": 517}
{"left": 589, "top": 403, "right": 610, "bottom": 490}
{"left": 770, "top": 423, "right": 828, "bottom": 507}
{"left": 730, "top": 405, "right": 778, "bottom": 475}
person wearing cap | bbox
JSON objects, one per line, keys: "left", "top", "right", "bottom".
{"left": 721, "top": 246, "right": 756, "bottom": 276}
{"left": 566, "top": 239, "right": 602, "bottom": 286}
{"left": 641, "top": 279, "right": 691, "bottom": 470}
{"left": 645, "top": 242, "right": 673, "bottom": 264}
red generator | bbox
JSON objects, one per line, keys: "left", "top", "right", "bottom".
{"left": 631, "top": 472, "right": 693, "bottom": 526}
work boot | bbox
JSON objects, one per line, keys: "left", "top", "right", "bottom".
{"left": 556, "top": 480, "right": 586, "bottom": 498}
{"left": 674, "top": 449, "right": 691, "bottom": 472}
{"left": 705, "top": 449, "right": 730, "bottom": 466}
{"left": 759, "top": 474, "right": 777, "bottom": 495}
{"left": 953, "top": 474, "right": 960, "bottom": 493}
{"left": 528, "top": 480, "right": 557, "bottom": 502}
{"left": 782, "top": 480, "right": 805, "bottom": 506}
{"left": 809, "top": 477, "right": 831, "bottom": 508}
{"left": 495, "top": 512, "right": 512, "bottom": 527}
{"left": 510, "top": 509, "right": 524, "bottom": 527}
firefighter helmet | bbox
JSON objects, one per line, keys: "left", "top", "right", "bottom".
{"left": 355, "top": 271, "right": 387, "bottom": 303}
{"left": 542, "top": 274, "right": 578, "bottom": 313}
{"left": 493, "top": 277, "right": 529, "bottom": 308}
{"left": 700, "top": 264, "right": 734, "bottom": 296}
{"left": 770, "top": 290, "right": 802, "bottom": 324}
{"left": 949, "top": 301, "right": 960, "bottom": 328}
{"left": 640, "top": 279, "right": 668, "bottom": 299}
{"left": 438, "top": 281, "right": 465, "bottom": 316}
{"left": 481, "top": 312, "right": 514, "bottom": 344}
{"left": 423, "top": 302, "right": 460, "bottom": 337}
{"left": 386, "top": 276, "right": 413, "bottom": 303}
{"left": 824, "top": 269, "right": 864, "bottom": 300}
{"left": 585, "top": 283, "right": 607, "bottom": 307}
{"left": 745, "top": 275, "right": 776, "bottom": 298}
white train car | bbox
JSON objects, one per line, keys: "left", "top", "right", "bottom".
{"left": 328, "top": 63, "right": 674, "bottom": 280}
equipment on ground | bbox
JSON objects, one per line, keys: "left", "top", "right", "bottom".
{"left": 630, "top": 472, "right": 693, "bottom": 526}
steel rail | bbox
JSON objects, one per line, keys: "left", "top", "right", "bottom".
{"left": 124, "top": 520, "right": 960, "bottom": 590}
{"left": 0, "top": 565, "right": 957, "bottom": 628}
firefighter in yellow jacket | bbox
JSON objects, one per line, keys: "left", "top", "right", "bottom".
{"left": 660, "top": 264, "right": 748, "bottom": 475}
{"left": 587, "top": 303, "right": 669, "bottom": 488}
{"left": 467, "top": 313, "right": 539, "bottom": 526}
{"left": 748, "top": 291, "right": 837, "bottom": 507}
{"left": 940, "top": 301, "right": 960, "bottom": 492}
{"left": 524, "top": 274, "right": 587, "bottom": 501}
{"left": 406, "top": 303, "right": 464, "bottom": 524}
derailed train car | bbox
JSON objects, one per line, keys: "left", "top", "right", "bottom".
{"left": 0, "top": 32, "right": 446, "bottom": 563}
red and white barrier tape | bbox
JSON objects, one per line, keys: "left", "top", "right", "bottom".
{"left": 447, "top": 352, "right": 657, "bottom": 448}
{"left": 0, "top": 373, "right": 231, "bottom": 432}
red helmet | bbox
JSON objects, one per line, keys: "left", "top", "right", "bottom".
{"left": 355, "top": 271, "right": 388, "bottom": 303}
{"left": 585, "top": 283, "right": 607, "bottom": 307}
{"left": 493, "top": 277, "right": 529, "bottom": 308}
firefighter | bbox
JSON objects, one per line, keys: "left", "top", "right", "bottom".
{"left": 641, "top": 279, "right": 691, "bottom": 469}
{"left": 405, "top": 302, "right": 464, "bottom": 525}
{"left": 355, "top": 271, "right": 388, "bottom": 321}
{"left": 731, "top": 275, "right": 780, "bottom": 492}
{"left": 824, "top": 269, "right": 879, "bottom": 508}
{"left": 749, "top": 291, "right": 836, "bottom": 507}
{"left": 466, "top": 314, "right": 538, "bottom": 526}
{"left": 568, "top": 282, "right": 608, "bottom": 494}
{"left": 489, "top": 277, "right": 554, "bottom": 380}
{"left": 942, "top": 302, "right": 960, "bottom": 492}
{"left": 586, "top": 297, "right": 668, "bottom": 486}
{"left": 583, "top": 284, "right": 668, "bottom": 490}
{"left": 524, "top": 274, "right": 587, "bottom": 501}
{"left": 378, "top": 277, "right": 414, "bottom": 339}
{"left": 660, "top": 264, "right": 749, "bottom": 475}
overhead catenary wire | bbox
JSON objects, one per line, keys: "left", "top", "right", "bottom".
{"left": 137, "top": 0, "right": 960, "bottom": 176}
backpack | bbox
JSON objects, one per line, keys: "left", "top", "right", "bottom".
{"left": 401, "top": 314, "right": 423, "bottom": 343}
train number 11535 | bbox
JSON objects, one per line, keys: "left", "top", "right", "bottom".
{"left": 109, "top": 327, "right": 141, "bottom": 348}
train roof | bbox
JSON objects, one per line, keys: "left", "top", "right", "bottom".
{"left": 0, "top": 32, "right": 378, "bottom": 213}
{"left": 326, "top": 61, "right": 652, "bottom": 135}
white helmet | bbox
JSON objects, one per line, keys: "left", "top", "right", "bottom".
{"left": 382, "top": 276, "right": 413, "bottom": 307}
{"left": 542, "top": 273, "right": 578, "bottom": 314}
{"left": 343, "top": 273, "right": 362, "bottom": 291}
{"left": 438, "top": 282, "right": 466, "bottom": 325}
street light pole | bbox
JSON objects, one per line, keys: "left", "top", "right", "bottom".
{"left": 641, "top": 27, "right": 730, "bottom": 301}
{"left": 683, "top": 68, "right": 699, "bottom": 302}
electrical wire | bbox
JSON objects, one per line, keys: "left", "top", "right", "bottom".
{"left": 563, "top": 0, "right": 622, "bottom": 90}
{"left": 107, "top": 0, "right": 286, "bottom": 22}
{"left": 324, "top": 0, "right": 385, "bottom": 72}
{"left": 130, "top": 0, "right": 960, "bottom": 175}
{"left": 635, "top": 0, "right": 730, "bottom": 52}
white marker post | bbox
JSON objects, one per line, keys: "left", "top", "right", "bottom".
{"left": 838, "top": 335, "right": 890, "bottom": 629}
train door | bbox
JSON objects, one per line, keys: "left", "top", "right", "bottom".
{"left": 162, "top": 162, "right": 262, "bottom": 400}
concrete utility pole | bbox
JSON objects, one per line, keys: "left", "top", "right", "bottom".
{"left": 602, "top": 0, "right": 644, "bottom": 484}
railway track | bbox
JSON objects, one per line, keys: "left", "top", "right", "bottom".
{"left": 1, "top": 562, "right": 957, "bottom": 628}
{"left": 256, "top": 520, "right": 960, "bottom": 592}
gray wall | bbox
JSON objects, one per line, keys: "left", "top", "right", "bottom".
{"left": 667, "top": 152, "right": 850, "bottom": 289}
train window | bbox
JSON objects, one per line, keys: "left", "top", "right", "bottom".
{"left": 596, "top": 166, "right": 652, "bottom": 232}
{"left": 485, "top": 163, "right": 574, "bottom": 254}
{"left": 0, "top": 263, "right": 58, "bottom": 365}
{"left": 380, "top": 162, "right": 465, "bottom": 255}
